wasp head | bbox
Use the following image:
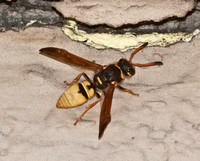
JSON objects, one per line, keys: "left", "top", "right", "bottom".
{"left": 117, "top": 59, "right": 135, "bottom": 77}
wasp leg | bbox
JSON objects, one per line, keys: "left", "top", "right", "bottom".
{"left": 65, "top": 72, "right": 101, "bottom": 98}
{"left": 64, "top": 72, "right": 86, "bottom": 86}
{"left": 118, "top": 85, "right": 139, "bottom": 96}
{"left": 132, "top": 61, "right": 163, "bottom": 67}
{"left": 74, "top": 97, "right": 102, "bottom": 125}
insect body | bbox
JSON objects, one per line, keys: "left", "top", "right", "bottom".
{"left": 39, "top": 42, "right": 163, "bottom": 139}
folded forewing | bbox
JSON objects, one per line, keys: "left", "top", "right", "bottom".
{"left": 39, "top": 47, "right": 103, "bottom": 72}
{"left": 99, "top": 83, "right": 115, "bottom": 139}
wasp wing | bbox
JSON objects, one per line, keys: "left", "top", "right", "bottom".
{"left": 98, "top": 83, "right": 115, "bottom": 139}
{"left": 39, "top": 47, "right": 103, "bottom": 72}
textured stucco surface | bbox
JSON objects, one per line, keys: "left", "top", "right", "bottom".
{"left": 53, "top": 0, "right": 196, "bottom": 27}
{"left": 0, "top": 27, "right": 200, "bottom": 161}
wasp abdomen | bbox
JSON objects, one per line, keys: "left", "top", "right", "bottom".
{"left": 56, "top": 81, "right": 95, "bottom": 108}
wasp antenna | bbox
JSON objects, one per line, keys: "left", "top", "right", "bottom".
{"left": 129, "top": 42, "right": 148, "bottom": 63}
{"left": 154, "top": 61, "right": 163, "bottom": 66}
{"left": 132, "top": 61, "right": 163, "bottom": 67}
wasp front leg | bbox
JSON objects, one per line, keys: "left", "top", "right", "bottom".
{"left": 118, "top": 85, "right": 139, "bottom": 96}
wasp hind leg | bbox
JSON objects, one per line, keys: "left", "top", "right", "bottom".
{"left": 64, "top": 72, "right": 87, "bottom": 86}
{"left": 74, "top": 97, "right": 102, "bottom": 125}
{"left": 118, "top": 85, "right": 139, "bottom": 96}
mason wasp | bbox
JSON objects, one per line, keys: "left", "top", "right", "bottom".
{"left": 39, "top": 42, "right": 163, "bottom": 139}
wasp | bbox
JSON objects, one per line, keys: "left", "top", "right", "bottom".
{"left": 39, "top": 42, "right": 163, "bottom": 139}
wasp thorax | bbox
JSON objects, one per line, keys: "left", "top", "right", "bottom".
{"left": 117, "top": 59, "right": 135, "bottom": 77}
{"left": 93, "top": 64, "right": 123, "bottom": 90}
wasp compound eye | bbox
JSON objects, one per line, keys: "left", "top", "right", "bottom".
{"left": 117, "top": 59, "right": 135, "bottom": 76}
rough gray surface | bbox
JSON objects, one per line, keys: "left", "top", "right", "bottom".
{"left": 0, "top": 0, "right": 200, "bottom": 34}
{"left": 0, "top": 27, "right": 200, "bottom": 160}
{"left": 0, "top": 0, "right": 63, "bottom": 32}
{"left": 53, "top": 0, "right": 196, "bottom": 27}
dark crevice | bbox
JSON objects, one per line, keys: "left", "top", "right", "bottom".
{"left": 75, "top": 8, "right": 200, "bottom": 34}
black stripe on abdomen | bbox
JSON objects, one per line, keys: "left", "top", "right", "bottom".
{"left": 78, "top": 83, "right": 89, "bottom": 99}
